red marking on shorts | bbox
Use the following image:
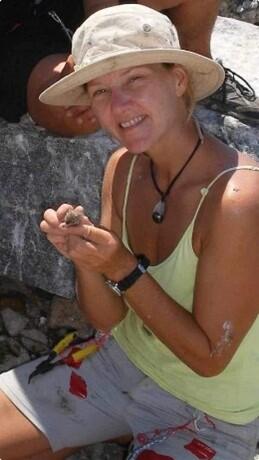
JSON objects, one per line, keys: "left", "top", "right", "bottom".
{"left": 137, "top": 451, "right": 174, "bottom": 460}
{"left": 184, "top": 438, "right": 216, "bottom": 459}
{"left": 69, "top": 371, "right": 87, "bottom": 398}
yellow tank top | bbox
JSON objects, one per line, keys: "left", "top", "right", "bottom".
{"left": 112, "top": 157, "right": 259, "bottom": 424}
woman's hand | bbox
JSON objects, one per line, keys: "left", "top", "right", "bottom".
{"left": 40, "top": 203, "right": 90, "bottom": 258}
{"left": 40, "top": 204, "right": 136, "bottom": 278}
{"left": 60, "top": 54, "right": 99, "bottom": 131}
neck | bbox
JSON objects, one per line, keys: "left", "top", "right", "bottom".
{"left": 147, "top": 117, "right": 203, "bottom": 185}
{"left": 149, "top": 118, "right": 204, "bottom": 224}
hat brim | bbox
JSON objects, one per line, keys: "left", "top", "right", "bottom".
{"left": 40, "top": 49, "right": 225, "bottom": 106}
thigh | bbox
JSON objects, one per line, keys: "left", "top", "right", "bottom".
{"left": 0, "top": 394, "right": 79, "bottom": 459}
{"left": 0, "top": 390, "right": 52, "bottom": 459}
{"left": 0, "top": 338, "right": 143, "bottom": 456}
{"left": 125, "top": 379, "right": 259, "bottom": 460}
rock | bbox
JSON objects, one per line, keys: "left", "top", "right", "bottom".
{"left": 0, "top": 276, "right": 33, "bottom": 298}
{"left": 220, "top": 0, "right": 259, "bottom": 24}
{"left": 48, "top": 296, "right": 92, "bottom": 336}
{"left": 0, "top": 295, "right": 26, "bottom": 313}
{"left": 0, "top": 350, "right": 30, "bottom": 373}
{"left": 195, "top": 17, "right": 259, "bottom": 157}
{"left": 212, "top": 17, "right": 259, "bottom": 97}
{"left": 0, "top": 336, "right": 9, "bottom": 364}
{"left": 0, "top": 119, "right": 118, "bottom": 298}
{"left": 1, "top": 307, "right": 29, "bottom": 336}
{"left": 7, "top": 337, "right": 23, "bottom": 356}
{"left": 20, "top": 328, "right": 48, "bottom": 354}
{"left": 67, "top": 442, "right": 128, "bottom": 460}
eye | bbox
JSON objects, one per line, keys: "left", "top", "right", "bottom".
{"left": 88, "top": 87, "right": 109, "bottom": 101}
{"left": 93, "top": 88, "right": 108, "bottom": 97}
{"left": 129, "top": 75, "right": 142, "bottom": 84}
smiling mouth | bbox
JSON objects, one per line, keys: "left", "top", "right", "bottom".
{"left": 120, "top": 115, "right": 145, "bottom": 129}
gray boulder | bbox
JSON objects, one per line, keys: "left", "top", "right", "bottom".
{"left": 0, "top": 16, "right": 258, "bottom": 299}
{"left": 0, "top": 119, "right": 118, "bottom": 298}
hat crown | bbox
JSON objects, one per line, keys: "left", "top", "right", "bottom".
{"left": 40, "top": 4, "right": 225, "bottom": 107}
{"left": 73, "top": 5, "right": 179, "bottom": 70}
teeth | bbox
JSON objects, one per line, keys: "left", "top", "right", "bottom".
{"left": 120, "top": 115, "right": 144, "bottom": 128}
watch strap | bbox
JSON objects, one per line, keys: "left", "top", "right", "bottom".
{"left": 106, "top": 254, "right": 150, "bottom": 296}
{"left": 119, "top": 0, "right": 138, "bottom": 3}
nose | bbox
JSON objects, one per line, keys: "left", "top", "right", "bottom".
{"left": 110, "top": 88, "right": 131, "bottom": 113}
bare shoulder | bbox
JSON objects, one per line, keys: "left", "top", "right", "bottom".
{"left": 101, "top": 147, "right": 137, "bottom": 230}
{"left": 201, "top": 151, "right": 259, "bottom": 243}
{"left": 222, "top": 153, "right": 259, "bottom": 213}
{"left": 104, "top": 147, "right": 133, "bottom": 182}
{"left": 194, "top": 144, "right": 259, "bottom": 247}
{"left": 103, "top": 147, "right": 136, "bottom": 204}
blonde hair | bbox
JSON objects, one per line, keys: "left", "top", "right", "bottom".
{"left": 163, "top": 63, "right": 195, "bottom": 119}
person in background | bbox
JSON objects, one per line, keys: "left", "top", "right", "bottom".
{"left": 0, "top": 5, "right": 259, "bottom": 460}
{"left": 0, "top": 0, "right": 257, "bottom": 137}
{"left": 0, "top": 0, "right": 99, "bottom": 136}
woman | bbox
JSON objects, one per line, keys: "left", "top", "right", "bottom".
{"left": 1, "top": 5, "right": 259, "bottom": 460}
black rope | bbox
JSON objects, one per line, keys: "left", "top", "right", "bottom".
{"left": 150, "top": 136, "right": 202, "bottom": 202}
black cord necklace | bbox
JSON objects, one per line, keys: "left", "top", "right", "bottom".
{"left": 150, "top": 136, "right": 202, "bottom": 224}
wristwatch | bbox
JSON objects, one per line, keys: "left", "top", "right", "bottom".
{"left": 105, "top": 254, "right": 150, "bottom": 296}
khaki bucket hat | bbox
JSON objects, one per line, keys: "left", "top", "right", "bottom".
{"left": 40, "top": 4, "right": 225, "bottom": 106}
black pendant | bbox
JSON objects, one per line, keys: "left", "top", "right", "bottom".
{"left": 152, "top": 200, "right": 165, "bottom": 224}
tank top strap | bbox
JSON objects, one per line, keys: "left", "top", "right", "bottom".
{"left": 122, "top": 155, "right": 138, "bottom": 240}
{"left": 192, "top": 165, "right": 259, "bottom": 223}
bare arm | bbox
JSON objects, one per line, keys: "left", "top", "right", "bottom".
{"left": 83, "top": 0, "right": 117, "bottom": 17}
{"left": 74, "top": 149, "right": 137, "bottom": 330}
{"left": 41, "top": 165, "right": 259, "bottom": 375}
{"left": 121, "top": 174, "right": 259, "bottom": 376}
{"left": 41, "top": 149, "right": 134, "bottom": 331}
{"left": 82, "top": 0, "right": 183, "bottom": 17}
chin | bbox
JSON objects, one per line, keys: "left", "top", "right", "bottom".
{"left": 125, "top": 141, "right": 153, "bottom": 154}
{"left": 118, "top": 134, "right": 153, "bottom": 154}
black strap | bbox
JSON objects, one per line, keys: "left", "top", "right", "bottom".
{"left": 119, "top": 0, "right": 138, "bottom": 3}
{"left": 117, "top": 254, "right": 149, "bottom": 292}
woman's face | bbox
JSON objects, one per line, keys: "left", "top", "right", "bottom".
{"left": 87, "top": 63, "right": 188, "bottom": 153}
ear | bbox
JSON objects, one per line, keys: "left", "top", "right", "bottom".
{"left": 171, "top": 65, "right": 189, "bottom": 97}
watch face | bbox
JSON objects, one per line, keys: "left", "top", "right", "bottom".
{"left": 105, "top": 280, "right": 123, "bottom": 296}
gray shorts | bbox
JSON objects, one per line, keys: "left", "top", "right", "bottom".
{"left": 0, "top": 338, "right": 258, "bottom": 459}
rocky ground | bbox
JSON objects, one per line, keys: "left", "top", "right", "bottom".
{"left": 220, "top": 0, "right": 259, "bottom": 24}
{"left": 0, "top": 277, "right": 128, "bottom": 459}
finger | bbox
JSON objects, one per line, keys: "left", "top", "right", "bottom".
{"left": 56, "top": 204, "right": 74, "bottom": 221}
{"left": 83, "top": 224, "right": 110, "bottom": 244}
{"left": 62, "top": 223, "right": 111, "bottom": 245}
{"left": 47, "top": 234, "right": 67, "bottom": 245}
{"left": 66, "top": 234, "right": 97, "bottom": 258}
{"left": 74, "top": 205, "right": 84, "bottom": 213}
{"left": 40, "top": 220, "right": 52, "bottom": 233}
{"left": 40, "top": 219, "right": 69, "bottom": 235}
{"left": 53, "top": 242, "right": 70, "bottom": 259}
{"left": 60, "top": 54, "right": 75, "bottom": 79}
{"left": 65, "top": 106, "right": 98, "bottom": 126}
{"left": 41, "top": 208, "right": 60, "bottom": 227}
{"left": 65, "top": 106, "right": 90, "bottom": 117}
